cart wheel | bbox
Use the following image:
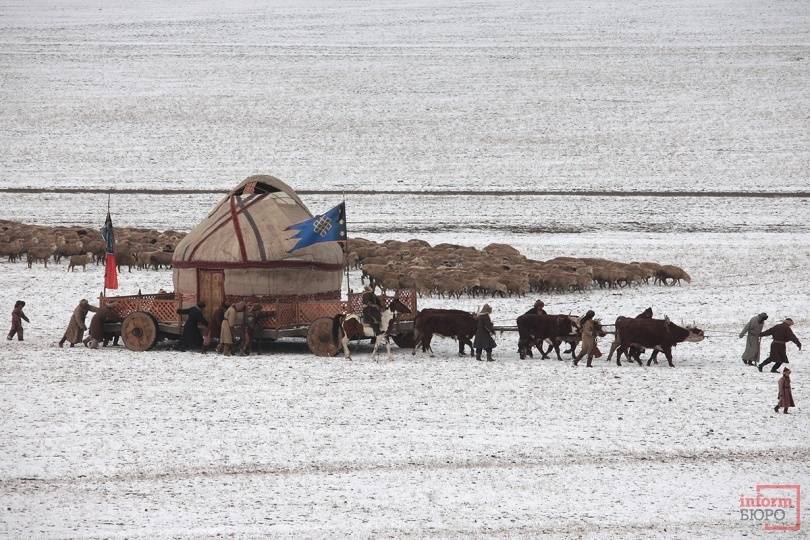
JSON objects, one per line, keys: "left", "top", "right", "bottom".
{"left": 392, "top": 330, "right": 416, "bottom": 349}
{"left": 307, "top": 317, "right": 340, "bottom": 357}
{"left": 121, "top": 311, "right": 158, "bottom": 351}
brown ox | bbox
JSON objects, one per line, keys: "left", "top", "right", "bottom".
{"left": 332, "top": 297, "right": 411, "bottom": 361}
{"left": 412, "top": 308, "right": 476, "bottom": 357}
{"left": 516, "top": 314, "right": 580, "bottom": 360}
{"left": 609, "top": 317, "right": 704, "bottom": 367}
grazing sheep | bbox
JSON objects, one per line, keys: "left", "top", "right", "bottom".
{"left": 656, "top": 265, "right": 692, "bottom": 286}
{"left": 67, "top": 252, "right": 93, "bottom": 272}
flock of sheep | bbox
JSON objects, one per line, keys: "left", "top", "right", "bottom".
{"left": 346, "top": 238, "right": 691, "bottom": 298}
{"left": 0, "top": 220, "right": 691, "bottom": 298}
{"left": 0, "top": 220, "right": 181, "bottom": 272}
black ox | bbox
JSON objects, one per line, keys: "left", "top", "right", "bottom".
{"left": 516, "top": 314, "right": 580, "bottom": 360}
{"left": 412, "top": 308, "right": 476, "bottom": 357}
{"left": 607, "top": 317, "right": 704, "bottom": 367}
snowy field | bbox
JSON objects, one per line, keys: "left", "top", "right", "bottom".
{"left": 1, "top": 192, "right": 809, "bottom": 538}
{"left": 2, "top": 0, "right": 810, "bottom": 537}
{"left": 1, "top": 0, "right": 809, "bottom": 192}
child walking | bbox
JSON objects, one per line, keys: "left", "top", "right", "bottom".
{"left": 7, "top": 301, "right": 30, "bottom": 341}
{"left": 774, "top": 367, "right": 795, "bottom": 414}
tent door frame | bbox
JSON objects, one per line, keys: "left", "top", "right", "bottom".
{"left": 197, "top": 269, "right": 225, "bottom": 321}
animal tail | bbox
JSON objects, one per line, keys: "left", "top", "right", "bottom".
{"left": 332, "top": 314, "right": 344, "bottom": 344}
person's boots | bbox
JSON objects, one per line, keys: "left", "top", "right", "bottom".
{"left": 58, "top": 336, "right": 66, "bottom": 348}
{"left": 774, "top": 405, "right": 780, "bottom": 413}
{"left": 475, "top": 350, "right": 482, "bottom": 361}
{"left": 783, "top": 408, "right": 789, "bottom": 414}
{"left": 486, "top": 350, "right": 494, "bottom": 362}
{"left": 223, "top": 345, "right": 231, "bottom": 356}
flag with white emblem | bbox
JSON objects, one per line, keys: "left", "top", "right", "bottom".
{"left": 286, "top": 202, "right": 347, "bottom": 252}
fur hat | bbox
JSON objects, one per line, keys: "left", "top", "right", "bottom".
{"left": 534, "top": 299, "right": 545, "bottom": 309}
{"left": 479, "top": 304, "right": 492, "bottom": 315}
{"left": 784, "top": 318, "right": 794, "bottom": 325}
{"left": 783, "top": 367, "right": 791, "bottom": 374}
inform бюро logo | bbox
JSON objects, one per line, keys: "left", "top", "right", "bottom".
{"left": 739, "top": 484, "right": 801, "bottom": 532}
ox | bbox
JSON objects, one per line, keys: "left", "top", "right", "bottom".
{"left": 412, "top": 308, "right": 476, "bottom": 357}
{"left": 332, "top": 297, "right": 411, "bottom": 361}
{"left": 516, "top": 314, "right": 580, "bottom": 360}
{"left": 609, "top": 317, "right": 704, "bottom": 367}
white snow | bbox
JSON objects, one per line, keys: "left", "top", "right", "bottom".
{"left": 2, "top": 0, "right": 809, "bottom": 537}
{"left": 1, "top": 0, "right": 809, "bottom": 192}
{"left": 1, "top": 191, "right": 808, "bottom": 538}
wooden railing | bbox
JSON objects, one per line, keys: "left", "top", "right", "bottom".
{"left": 102, "top": 288, "right": 417, "bottom": 331}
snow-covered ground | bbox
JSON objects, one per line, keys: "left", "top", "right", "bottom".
{"left": 1, "top": 0, "right": 809, "bottom": 192}
{"left": 1, "top": 191, "right": 808, "bottom": 538}
{"left": 2, "top": 0, "right": 809, "bottom": 537}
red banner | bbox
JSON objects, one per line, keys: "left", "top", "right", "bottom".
{"left": 105, "top": 253, "right": 118, "bottom": 290}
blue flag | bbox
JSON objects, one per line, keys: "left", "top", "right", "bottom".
{"left": 286, "top": 202, "right": 347, "bottom": 252}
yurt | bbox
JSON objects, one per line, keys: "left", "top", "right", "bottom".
{"left": 172, "top": 175, "right": 344, "bottom": 316}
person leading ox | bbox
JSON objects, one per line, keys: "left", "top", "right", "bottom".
{"left": 474, "top": 304, "right": 497, "bottom": 362}
{"left": 758, "top": 318, "right": 801, "bottom": 373}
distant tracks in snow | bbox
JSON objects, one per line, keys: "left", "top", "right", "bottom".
{"left": 5, "top": 446, "right": 809, "bottom": 488}
{"left": 1, "top": 188, "right": 809, "bottom": 198}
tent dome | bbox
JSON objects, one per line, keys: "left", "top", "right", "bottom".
{"left": 172, "top": 175, "right": 344, "bottom": 301}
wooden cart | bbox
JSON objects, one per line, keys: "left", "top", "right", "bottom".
{"left": 101, "top": 289, "right": 417, "bottom": 356}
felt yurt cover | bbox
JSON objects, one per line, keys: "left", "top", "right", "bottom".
{"left": 172, "top": 175, "right": 344, "bottom": 304}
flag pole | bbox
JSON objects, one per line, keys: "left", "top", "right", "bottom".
{"left": 342, "top": 192, "right": 350, "bottom": 299}
{"left": 103, "top": 194, "right": 110, "bottom": 300}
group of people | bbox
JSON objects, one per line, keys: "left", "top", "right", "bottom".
{"left": 739, "top": 313, "right": 800, "bottom": 414}
{"left": 6, "top": 297, "right": 273, "bottom": 356}
{"left": 177, "top": 300, "right": 273, "bottom": 355}
{"left": 5, "top": 297, "right": 801, "bottom": 413}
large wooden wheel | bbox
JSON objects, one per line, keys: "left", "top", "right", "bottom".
{"left": 392, "top": 330, "right": 416, "bottom": 349}
{"left": 121, "top": 311, "right": 159, "bottom": 352}
{"left": 307, "top": 317, "right": 340, "bottom": 357}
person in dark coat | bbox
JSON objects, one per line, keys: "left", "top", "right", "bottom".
{"left": 240, "top": 304, "right": 273, "bottom": 356}
{"left": 361, "top": 285, "right": 383, "bottom": 335}
{"left": 522, "top": 299, "right": 547, "bottom": 317}
{"left": 758, "top": 318, "right": 801, "bottom": 373}
{"left": 177, "top": 301, "right": 207, "bottom": 352}
{"left": 774, "top": 367, "right": 795, "bottom": 414}
{"left": 474, "top": 304, "right": 497, "bottom": 361}
{"left": 7, "top": 300, "right": 29, "bottom": 341}
{"left": 83, "top": 305, "right": 121, "bottom": 348}
{"left": 203, "top": 303, "right": 227, "bottom": 354}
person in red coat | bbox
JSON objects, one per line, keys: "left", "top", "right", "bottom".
{"left": 774, "top": 367, "right": 795, "bottom": 414}
{"left": 7, "top": 300, "right": 30, "bottom": 341}
{"left": 758, "top": 318, "right": 801, "bottom": 373}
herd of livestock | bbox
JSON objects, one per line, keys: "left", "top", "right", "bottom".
{"left": 346, "top": 237, "right": 691, "bottom": 296}
{"left": 0, "top": 219, "right": 692, "bottom": 297}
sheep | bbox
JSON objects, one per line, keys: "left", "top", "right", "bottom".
{"left": 657, "top": 265, "right": 692, "bottom": 286}
{"left": 67, "top": 252, "right": 93, "bottom": 272}
{"left": 0, "top": 239, "right": 24, "bottom": 262}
